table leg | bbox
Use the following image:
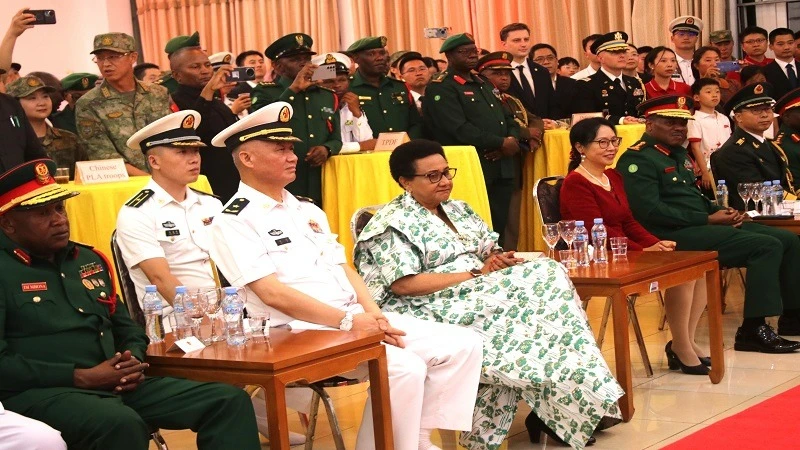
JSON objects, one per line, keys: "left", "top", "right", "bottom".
{"left": 611, "top": 291, "right": 634, "bottom": 421}
{"left": 705, "top": 265, "right": 725, "bottom": 384}
{"left": 368, "top": 347, "right": 394, "bottom": 449}
{"left": 263, "top": 377, "right": 290, "bottom": 450}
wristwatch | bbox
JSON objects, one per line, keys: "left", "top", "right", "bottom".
{"left": 339, "top": 312, "right": 354, "bottom": 331}
{"left": 469, "top": 268, "right": 483, "bottom": 278}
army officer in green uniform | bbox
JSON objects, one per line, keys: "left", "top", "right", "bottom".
{"left": 711, "top": 82, "right": 795, "bottom": 210}
{"left": 347, "top": 36, "right": 423, "bottom": 138}
{"left": 0, "top": 159, "right": 261, "bottom": 449}
{"left": 249, "top": 33, "right": 341, "bottom": 205}
{"left": 51, "top": 72, "right": 99, "bottom": 134}
{"left": 772, "top": 86, "right": 800, "bottom": 192}
{"left": 423, "top": 33, "right": 521, "bottom": 247}
{"left": 619, "top": 95, "right": 800, "bottom": 352}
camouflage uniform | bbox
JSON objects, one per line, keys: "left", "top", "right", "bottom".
{"left": 40, "top": 125, "right": 87, "bottom": 180}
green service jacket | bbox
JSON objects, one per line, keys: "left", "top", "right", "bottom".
{"left": 249, "top": 76, "right": 342, "bottom": 204}
{"left": 0, "top": 233, "right": 148, "bottom": 408}
{"left": 772, "top": 124, "right": 800, "bottom": 193}
{"left": 348, "top": 70, "right": 423, "bottom": 138}
{"left": 618, "top": 133, "right": 722, "bottom": 236}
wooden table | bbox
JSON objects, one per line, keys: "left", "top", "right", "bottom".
{"left": 146, "top": 329, "right": 394, "bottom": 449}
{"left": 753, "top": 217, "right": 800, "bottom": 234}
{"left": 566, "top": 251, "right": 724, "bottom": 422}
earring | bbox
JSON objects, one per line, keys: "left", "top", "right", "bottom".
{"left": 581, "top": 153, "right": 586, "bottom": 161}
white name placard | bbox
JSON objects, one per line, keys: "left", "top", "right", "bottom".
{"left": 374, "top": 132, "right": 409, "bottom": 152}
{"left": 167, "top": 336, "right": 206, "bottom": 354}
{"left": 74, "top": 159, "right": 129, "bottom": 185}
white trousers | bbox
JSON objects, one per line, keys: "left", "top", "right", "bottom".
{"left": 0, "top": 403, "right": 66, "bottom": 450}
{"left": 354, "top": 313, "right": 483, "bottom": 450}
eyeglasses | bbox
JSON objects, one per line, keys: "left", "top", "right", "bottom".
{"left": 743, "top": 38, "right": 767, "bottom": 45}
{"left": 413, "top": 168, "right": 457, "bottom": 183}
{"left": 742, "top": 106, "right": 773, "bottom": 115}
{"left": 402, "top": 66, "right": 428, "bottom": 74}
{"left": 92, "top": 52, "right": 131, "bottom": 64}
{"left": 591, "top": 137, "right": 623, "bottom": 149}
{"left": 533, "top": 55, "right": 557, "bottom": 64}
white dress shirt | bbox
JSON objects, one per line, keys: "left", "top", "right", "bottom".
{"left": 676, "top": 53, "right": 695, "bottom": 86}
{"left": 571, "top": 64, "right": 597, "bottom": 80}
{"left": 339, "top": 104, "right": 374, "bottom": 153}
{"left": 775, "top": 57, "right": 796, "bottom": 79}
{"left": 687, "top": 109, "right": 732, "bottom": 169}
{"left": 116, "top": 179, "right": 223, "bottom": 308}
{"left": 511, "top": 59, "right": 536, "bottom": 96}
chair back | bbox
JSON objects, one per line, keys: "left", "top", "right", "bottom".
{"left": 110, "top": 230, "right": 146, "bottom": 327}
{"left": 350, "top": 204, "right": 385, "bottom": 241}
{"left": 533, "top": 176, "right": 565, "bottom": 224}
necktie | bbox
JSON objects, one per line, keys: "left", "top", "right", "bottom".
{"left": 516, "top": 65, "right": 535, "bottom": 104}
{"left": 614, "top": 77, "right": 624, "bottom": 92}
{"left": 788, "top": 63, "right": 798, "bottom": 89}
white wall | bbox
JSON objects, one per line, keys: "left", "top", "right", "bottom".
{"left": 1, "top": 0, "right": 133, "bottom": 78}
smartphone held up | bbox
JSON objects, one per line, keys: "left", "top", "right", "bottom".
{"left": 24, "top": 9, "right": 56, "bottom": 25}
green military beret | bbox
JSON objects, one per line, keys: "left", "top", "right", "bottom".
{"left": 165, "top": 31, "right": 201, "bottom": 55}
{"left": 265, "top": 33, "right": 316, "bottom": 60}
{"left": 347, "top": 36, "right": 388, "bottom": 53}
{"left": 61, "top": 73, "right": 99, "bottom": 92}
{"left": 439, "top": 33, "right": 475, "bottom": 53}
{"left": 91, "top": 33, "right": 136, "bottom": 54}
{"left": 6, "top": 76, "right": 56, "bottom": 98}
{"left": 709, "top": 30, "right": 733, "bottom": 44}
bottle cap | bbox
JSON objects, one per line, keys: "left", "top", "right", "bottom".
{"left": 764, "top": 181, "right": 772, "bottom": 185}
{"left": 175, "top": 286, "right": 187, "bottom": 294}
{"left": 145, "top": 285, "right": 157, "bottom": 293}
{"left": 593, "top": 218, "right": 603, "bottom": 224}
{"left": 718, "top": 179, "right": 725, "bottom": 184}
{"left": 774, "top": 180, "right": 781, "bottom": 184}
{"left": 575, "top": 220, "right": 584, "bottom": 226}
{"left": 223, "top": 286, "right": 237, "bottom": 295}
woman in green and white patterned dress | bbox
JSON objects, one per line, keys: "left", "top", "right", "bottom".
{"left": 354, "top": 140, "right": 623, "bottom": 450}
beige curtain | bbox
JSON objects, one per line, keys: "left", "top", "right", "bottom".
{"left": 135, "top": 0, "right": 340, "bottom": 70}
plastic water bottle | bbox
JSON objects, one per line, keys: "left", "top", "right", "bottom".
{"left": 142, "top": 285, "right": 164, "bottom": 343}
{"left": 773, "top": 180, "right": 785, "bottom": 213}
{"left": 221, "top": 287, "right": 246, "bottom": 347}
{"left": 172, "top": 286, "right": 193, "bottom": 339}
{"left": 763, "top": 181, "right": 774, "bottom": 215}
{"left": 716, "top": 179, "right": 728, "bottom": 208}
{"left": 574, "top": 220, "right": 591, "bottom": 266}
{"left": 591, "top": 218, "right": 608, "bottom": 264}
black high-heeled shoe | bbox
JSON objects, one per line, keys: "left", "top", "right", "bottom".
{"left": 699, "top": 356, "right": 711, "bottom": 367}
{"left": 525, "top": 412, "right": 596, "bottom": 446}
{"left": 665, "top": 341, "right": 710, "bottom": 375}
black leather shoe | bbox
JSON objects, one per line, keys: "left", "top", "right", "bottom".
{"left": 777, "top": 315, "right": 800, "bottom": 336}
{"left": 734, "top": 325, "right": 800, "bottom": 353}
{"left": 665, "top": 341, "right": 710, "bottom": 375}
{"left": 699, "top": 356, "right": 711, "bottom": 367}
{"left": 525, "top": 412, "right": 596, "bottom": 446}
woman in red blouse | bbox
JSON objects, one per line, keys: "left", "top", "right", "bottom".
{"left": 560, "top": 118, "right": 710, "bottom": 375}
{"left": 644, "top": 47, "right": 692, "bottom": 99}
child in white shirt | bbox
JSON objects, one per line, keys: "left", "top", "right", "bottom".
{"left": 688, "top": 78, "right": 732, "bottom": 191}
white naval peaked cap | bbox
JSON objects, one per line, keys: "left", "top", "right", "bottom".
{"left": 209, "top": 51, "right": 234, "bottom": 69}
{"left": 311, "top": 52, "right": 351, "bottom": 69}
{"left": 127, "top": 110, "right": 204, "bottom": 152}
{"left": 211, "top": 101, "right": 302, "bottom": 150}
{"left": 669, "top": 16, "right": 703, "bottom": 34}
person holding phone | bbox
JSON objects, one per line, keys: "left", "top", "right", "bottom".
{"left": 691, "top": 46, "right": 742, "bottom": 107}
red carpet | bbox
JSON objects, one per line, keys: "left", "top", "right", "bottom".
{"left": 662, "top": 384, "right": 800, "bottom": 449}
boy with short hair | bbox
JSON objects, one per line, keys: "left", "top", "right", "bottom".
{"left": 688, "top": 77, "right": 731, "bottom": 193}
{"left": 557, "top": 57, "right": 580, "bottom": 77}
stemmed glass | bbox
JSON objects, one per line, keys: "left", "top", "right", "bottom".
{"left": 737, "top": 182, "right": 753, "bottom": 212}
{"left": 557, "top": 220, "right": 576, "bottom": 252}
{"left": 750, "top": 183, "right": 764, "bottom": 213}
{"left": 542, "top": 223, "right": 560, "bottom": 259}
{"left": 202, "top": 287, "right": 224, "bottom": 343}
{"left": 186, "top": 288, "right": 210, "bottom": 341}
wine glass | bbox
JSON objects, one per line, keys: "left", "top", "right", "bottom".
{"left": 542, "top": 223, "right": 560, "bottom": 259}
{"left": 186, "top": 288, "right": 209, "bottom": 340}
{"left": 557, "top": 220, "right": 576, "bottom": 252}
{"left": 202, "top": 287, "right": 224, "bottom": 343}
{"left": 750, "top": 183, "right": 764, "bottom": 213}
{"left": 737, "top": 182, "right": 753, "bottom": 212}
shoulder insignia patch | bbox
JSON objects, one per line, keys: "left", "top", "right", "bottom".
{"left": 295, "top": 195, "right": 316, "bottom": 204}
{"left": 431, "top": 72, "right": 447, "bottom": 83}
{"left": 222, "top": 198, "right": 250, "bottom": 215}
{"left": 654, "top": 144, "right": 671, "bottom": 156}
{"left": 579, "top": 77, "right": 591, "bottom": 82}
{"left": 189, "top": 187, "right": 220, "bottom": 199}
{"left": 627, "top": 140, "right": 646, "bottom": 151}
{"left": 736, "top": 137, "right": 746, "bottom": 145}
{"left": 793, "top": 134, "right": 800, "bottom": 143}
{"left": 124, "top": 189, "right": 154, "bottom": 208}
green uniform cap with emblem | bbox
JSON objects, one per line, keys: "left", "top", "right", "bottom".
{"left": 476, "top": 51, "right": 514, "bottom": 72}
{"left": 310, "top": 52, "right": 351, "bottom": 74}
{"left": 439, "top": 33, "right": 475, "bottom": 53}
{"left": 91, "top": 32, "right": 135, "bottom": 54}
{"left": 0, "top": 159, "right": 79, "bottom": 214}
{"left": 774, "top": 86, "right": 800, "bottom": 115}
{"left": 637, "top": 95, "right": 695, "bottom": 120}
{"left": 209, "top": 51, "right": 233, "bottom": 69}
{"left": 5, "top": 76, "right": 56, "bottom": 98}
{"left": 127, "top": 110, "right": 205, "bottom": 153}
{"left": 165, "top": 31, "right": 201, "bottom": 55}
{"left": 669, "top": 15, "right": 703, "bottom": 34}
{"left": 591, "top": 31, "right": 629, "bottom": 55}
{"left": 264, "top": 33, "right": 316, "bottom": 61}
{"left": 212, "top": 101, "right": 302, "bottom": 151}
{"left": 61, "top": 72, "right": 99, "bottom": 92}
{"left": 346, "top": 36, "right": 388, "bottom": 53}
{"left": 709, "top": 29, "right": 733, "bottom": 44}
{"left": 723, "top": 82, "right": 775, "bottom": 116}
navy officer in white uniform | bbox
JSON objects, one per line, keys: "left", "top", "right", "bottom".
{"left": 209, "top": 101, "right": 484, "bottom": 450}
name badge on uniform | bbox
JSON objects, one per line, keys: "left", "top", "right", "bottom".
{"left": 21, "top": 282, "right": 47, "bottom": 292}
{"left": 463, "top": 91, "right": 474, "bottom": 96}
{"left": 166, "top": 229, "right": 180, "bottom": 237}
{"left": 275, "top": 237, "right": 291, "bottom": 246}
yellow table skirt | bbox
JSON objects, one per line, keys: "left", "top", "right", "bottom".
{"left": 518, "top": 124, "right": 646, "bottom": 251}
{"left": 322, "top": 146, "right": 492, "bottom": 263}
{"left": 66, "top": 175, "right": 213, "bottom": 271}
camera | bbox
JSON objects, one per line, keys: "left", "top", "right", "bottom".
{"left": 226, "top": 67, "right": 256, "bottom": 82}
{"left": 424, "top": 27, "right": 450, "bottom": 39}
{"left": 25, "top": 9, "right": 57, "bottom": 25}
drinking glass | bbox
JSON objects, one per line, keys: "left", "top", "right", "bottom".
{"left": 737, "top": 182, "right": 753, "bottom": 212}
{"left": 542, "top": 223, "right": 560, "bottom": 258}
{"left": 558, "top": 250, "right": 577, "bottom": 270}
{"left": 246, "top": 313, "right": 270, "bottom": 341}
{"left": 557, "top": 220, "right": 576, "bottom": 251}
{"left": 186, "top": 289, "right": 209, "bottom": 340}
{"left": 609, "top": 237, "right": 628, "bottom": 259}
{"left": 202, "top": 287, "right": 224, "bottom": 343}
{"left": 750, "top": 183, "right": 764, "bottom": 213}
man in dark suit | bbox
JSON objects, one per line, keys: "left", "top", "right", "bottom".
{"left": 574, "top": 31, "right": 645, "bottom": 124}
{"left": 763, "top": 28, "right": 798, "bottom": 102}
{"left": 530, "top": 43, "right": 578, "bottom": 119}
{"left": 498, "top": 23, "right": 555, "bottom": 121}
{"left": 711, "top": 82, "right": 795, "bottom": 210}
